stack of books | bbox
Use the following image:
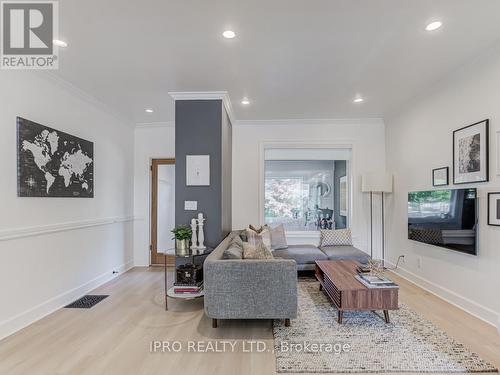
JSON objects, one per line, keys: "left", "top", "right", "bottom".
{"left": 354, "top": 274, "right": 399, "bottom": 289}
{"left": 173, "top": 281, "right": 203, "bottom": 295}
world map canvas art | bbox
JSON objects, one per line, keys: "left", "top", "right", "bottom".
{"left": 17, "top": 117, "right": 94, "bottom": 198}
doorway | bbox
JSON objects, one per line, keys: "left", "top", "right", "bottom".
{"left": 151, "top": 159, "right": 175, "bottom": 265}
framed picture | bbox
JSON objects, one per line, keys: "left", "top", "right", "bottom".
{"left": 339, "top": 176, "right": 348, "bottom": 216}
{"left": 432, "top": 167, "right": 449, "bottom": 186}
{"left": 17, "top": 117, "right": 94, "bottom": 198}
{"left": 496, "top": 130, "right": 500, "bottom": 176}
{"left": 186, "top": 155, "right": 210, "bottom": 186}
{"left": 453, "top": 119, "right": 489, "bottom": 184}
{"left": 488, "top": 192, "right": 500, "bottom": 226}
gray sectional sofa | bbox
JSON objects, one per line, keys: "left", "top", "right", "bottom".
{"left": 203, "top": 230, "right": 370, "bottom": 327}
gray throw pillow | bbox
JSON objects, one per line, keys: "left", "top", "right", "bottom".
{"left": 231, "top": 235, "right": 243, "bottom": 249}
{"left": 223, "top": 244, "right": 243, "bottom": 259}
{"left": 243, "top": 242, "right": 274, "bottom": 259}
{"left": 270, "top": 224, "right": 288, "bottom": 250}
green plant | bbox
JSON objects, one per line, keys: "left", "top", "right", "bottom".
{"left": 171, "top": 225, "right": 192, "bottom": 240}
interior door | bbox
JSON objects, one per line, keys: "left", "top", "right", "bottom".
{"left": 151, "top": 159, "right": 175, "bottom": 265}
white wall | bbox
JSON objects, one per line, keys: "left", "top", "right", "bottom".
{"left": 0, "top": 71, "right": 134, "bottom": 340}
{"left": 385, "top": 47, "right": 500, "bottom": 326}
{"left": 133, "top": 124, "right": 175, "bottom": 266}
{"left": 232, "top": 119, "right": 386, "bottom": 252}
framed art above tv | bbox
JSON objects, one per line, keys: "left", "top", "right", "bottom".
{"left": 453, "top": 119, "right": 489, "bottom": 184}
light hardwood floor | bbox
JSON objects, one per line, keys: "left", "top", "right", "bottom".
{"left": 0, "top": 267, "right": 498, "bottom": 375}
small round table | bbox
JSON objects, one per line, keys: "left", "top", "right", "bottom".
{"left": 160, "top": 247, "right": 213, "bottom": 310}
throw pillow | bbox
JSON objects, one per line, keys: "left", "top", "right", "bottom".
{"left": 248, "top": 224, "right": 269, "bottom": 233}
{"left": 230, "top": 235, "right": 244, "bottom": 249}
{"left": 269, "top": 224, "right": 288, "bottom": 250}
{"left": 320, "top": 228, "right": 353, "bottom": 246}
{"left": 246, "top": 227, "right": 272, "bottom": 251}
{"left": 222, "top": 236, "right": 244, "bottom": 259}
{"left": 222, "top": 244, "right": 243, "bottom": 259}
{"left": 243, "top": 242, "right": 274, "bottom": 260}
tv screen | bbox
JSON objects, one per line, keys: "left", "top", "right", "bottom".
{"left": 408, "top": 188, "right": 477, "bottom": 255}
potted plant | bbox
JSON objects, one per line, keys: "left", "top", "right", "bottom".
{"left": 171, "top": 225, "right": 192, "bottom": 255}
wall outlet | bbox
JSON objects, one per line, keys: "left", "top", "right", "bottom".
{"left": 497, "top": 316, "right": 500, "bottom": 335}
{"left": 417, "top": 257, "right": 422, "bottom": 269}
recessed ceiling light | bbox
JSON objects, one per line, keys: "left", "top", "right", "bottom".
{"left": 53, "top": 39, "right": 68, "bottom": 48}
{"left": 145, "top": 108, "right": 154, "bottom": 113}
{"left": 425, "top": 21, "right": 442, "bottom": 31}
{"left": 353, "top": 97, "right": 364, "bottom": 103}
{"left": 241, "top": 98, "right": 250, "bottom": 105}
{"left": 222, "top": 30, "right": 236, "bottom": 39}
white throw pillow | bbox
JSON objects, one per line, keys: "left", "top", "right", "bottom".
{"left": 269, "top": 224, "right": 288, "bottom": 250}
{"left": 320, "top": 228, "right": 353, "bottom": 246}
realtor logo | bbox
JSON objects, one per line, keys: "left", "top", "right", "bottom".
{"left": 1, "top": 1, "right": 59, "bottom": 69}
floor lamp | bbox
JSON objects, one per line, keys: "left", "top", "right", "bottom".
{"left": 361, "top": 173, "right": 393, "bottom": 267}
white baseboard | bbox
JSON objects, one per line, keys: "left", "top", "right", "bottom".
{"left": 0, "top": 260, "right": 134, "bottom": 341}
{"left": 386, "top": 260, "right": 500, "bottom": 329}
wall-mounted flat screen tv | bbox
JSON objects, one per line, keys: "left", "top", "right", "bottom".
{"left": 408, "top": 188, "right": 477, "bottom": 255}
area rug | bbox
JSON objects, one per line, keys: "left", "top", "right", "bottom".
{"left": 273, "top": 280, "right": 497, "bottom": 373}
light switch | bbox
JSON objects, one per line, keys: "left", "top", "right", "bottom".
{"left": 184, "top": 201, "right": 198, "bottom": 210}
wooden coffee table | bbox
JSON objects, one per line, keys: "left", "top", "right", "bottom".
{"left": 315, "top": 260, "right": 398, "bottom": 324}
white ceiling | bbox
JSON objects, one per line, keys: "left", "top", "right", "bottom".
{"left": 55, "top": 0, "right": 500, "bottom": 124}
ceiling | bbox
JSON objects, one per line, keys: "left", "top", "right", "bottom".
{"left": 54, "top": 0, "right": 500, "bottom": 124}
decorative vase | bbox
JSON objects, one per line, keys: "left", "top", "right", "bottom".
{"left": 175, "top": 239, "right": 189, "bottom": 255}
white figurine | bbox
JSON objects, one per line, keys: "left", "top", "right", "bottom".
{"left": 190, "top": 218, "right": 198, "bottom": 250}
{"left": 197, "top": 212, "right": 206, "bottom": 250}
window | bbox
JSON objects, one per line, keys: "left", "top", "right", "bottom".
{"left": 263, "top": 148, "right": 351, "bottom": 231}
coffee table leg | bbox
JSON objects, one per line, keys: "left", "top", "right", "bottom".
{"left": 383, "top": 310, "right": 390, "bottom": 323}
{"left": 338, "top": 310, "right": 343, "bottom": 324}
{"left": 319, "top": 284, "right": 323, "bottom": 291}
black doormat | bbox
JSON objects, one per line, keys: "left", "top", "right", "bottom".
{"left": 65, "top": 295, "right": 109, "bottom": 309}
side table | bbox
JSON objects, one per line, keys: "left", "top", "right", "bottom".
{"left": 159, "top": 247, "right": 213, "bottom": 310}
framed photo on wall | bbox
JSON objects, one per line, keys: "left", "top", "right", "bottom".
{"left": 186, "top": 155, "right": 210, "bottom": 186}
{"left": 488, "top": 192, "right": 500, "bottom": 226}
{"left": 432, "top": 167, "right": 449, "bottom": 187}
{"left": 453, "top": 119, "right": 489, "bottom": 184}
{"left": 496, "top": 130, "right": 500, "bottom": 176}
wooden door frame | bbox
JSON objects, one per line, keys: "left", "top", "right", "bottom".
{"left": 151, "top": 158, "right": 175, "bottom": 266}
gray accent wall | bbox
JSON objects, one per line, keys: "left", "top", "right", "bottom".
{"left": 175, "top": 99, "right": 232, "bottom": 248}
{"left": 334, "top": 160, "right": 347, "bottom": 229}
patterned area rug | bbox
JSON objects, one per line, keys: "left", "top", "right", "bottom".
{"left": 273, "top": 280, "right": 497, "bottom": 373}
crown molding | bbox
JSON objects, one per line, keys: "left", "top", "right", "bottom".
{"left": 135, "top": 121, "right": 175, "bottom": 129}
{"left": 234, "top": 118, "right": 384, "bottom": 126}
{"left": 34, "top": 71, "right": 135, "bottom": 128}
{"left": 168, "top": 91, "right": 235, "bottom": 125}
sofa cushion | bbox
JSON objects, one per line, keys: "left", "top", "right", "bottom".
{"left": 273, "top": 245, "right": 328, "bottom": 264}
{"left": 320, "top": 245, "right": 370, "bottom": 264}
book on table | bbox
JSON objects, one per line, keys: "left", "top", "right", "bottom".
{"left": 354, "top": 275, "right": 399, "bottom": 289}
{"left": 173, "top": 282, "right": 203, "bottom": 294}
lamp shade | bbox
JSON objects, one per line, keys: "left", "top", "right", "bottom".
{"left": 361, "top": 172, "right": 393, "bottom": 193}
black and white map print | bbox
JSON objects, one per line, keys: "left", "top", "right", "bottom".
{"left": 17, "top": 117, "right": 94, "bottom": 197}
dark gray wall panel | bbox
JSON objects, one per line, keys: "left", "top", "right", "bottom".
{"left": 221, "top": 108, "right": 232, "bottom": 237}
{"left": 175, "top": 100, "right": 223, "bottom": 248}
{"left": 334, "top": 160, "right": 347, "bottom": 229}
